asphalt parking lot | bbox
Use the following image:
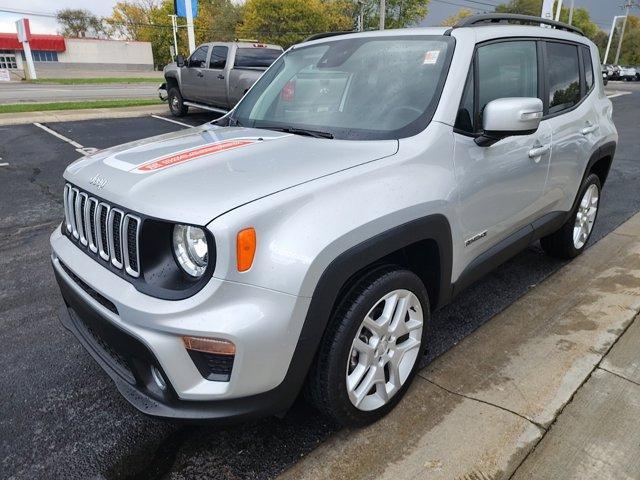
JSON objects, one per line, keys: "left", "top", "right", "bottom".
{"left": 2, "top": 86, "right": 640, "bottom": 479}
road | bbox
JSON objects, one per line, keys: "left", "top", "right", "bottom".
{"left": 0, "top": 82, "right": 160, "bottom": 104}
{"left": 1, "top": 86, "right": 639, "bottom": 479}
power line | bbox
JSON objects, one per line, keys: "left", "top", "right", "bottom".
{"left": 0, "top": 6, "right": 57, "bottom": 18}
{"left": 430, "top": 0, "right": 495, "bottom": 12}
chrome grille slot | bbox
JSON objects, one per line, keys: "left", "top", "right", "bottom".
{"left": 86, "top": 198, "right": 99, "bottom": 253}
{"left": 123, "top": 215, "right": 141, "bottom": 277}
{"left": 96, "top": 202, "right": 111, "bottom": 261}
{"left": 108, "top": 209, "right": 124, "bottom": 269}
{"left": 69, "top": 188, "right": 79, "bottom": 238}
{"left": 77, "top": 192, "right": 88, "bottom": 246}
{"left": 63, "top": 184, "right": 143, "bottom": 279}
{"left": 63, "top": 184, "right": 72, "bottom": 233}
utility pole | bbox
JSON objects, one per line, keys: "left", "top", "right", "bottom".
{"left": 554, "top": 0, "right": 563, "bottom": 22}
{"left": 604, "top": 15, "right": 625, "bottom": 64}
{"left": 567, "top": 0, "right": 575, "bottom": 25}
{"left": 614, "top": 1, "right": 640, "bottom": 64}
{"left": 379, "top": 0, "right": 385, "bottom": 30}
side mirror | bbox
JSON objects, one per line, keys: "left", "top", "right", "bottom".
{"left": 176, "top": 54, "right": 185, "bottom": 67}
{"left": 476, "top": 97, "right": 543, "bottom": 147}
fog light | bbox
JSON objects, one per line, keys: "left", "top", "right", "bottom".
{"left": 151, "top": 365, "right": 167, "bottom": 390}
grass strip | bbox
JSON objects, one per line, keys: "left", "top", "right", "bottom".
{"left": 26, "top": 77, "right": 163, "bottom": 85}
{"left": 0, "top": 99, "right": 163, "bottom": 114}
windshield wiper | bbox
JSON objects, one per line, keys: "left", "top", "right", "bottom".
{"left": 260, "top": 125, "right": 334, "bottom": 139}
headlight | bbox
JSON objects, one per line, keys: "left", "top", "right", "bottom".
{"left": 173, "top": 224, "right": 208, "bottom": 277}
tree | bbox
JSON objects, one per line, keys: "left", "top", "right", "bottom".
{"left": 617, "top": 15, "right": 640, "bottom": 65}
{"left": 106, "top": 0, "right": 243, "bottom": 69}
{"left": 358, "top": 0, "right": 430, "bottom": 30}
{"left": 56, "top": 9, "right": 106, "bottom": 38}
{"left": 440, "top": 8, "right": 473, "bottom": 27}
{"left": 236, "top": 0, "right": 352, "bottom": 48}
{"left": 494, "top": 0, "right": 543, "bottom": 16}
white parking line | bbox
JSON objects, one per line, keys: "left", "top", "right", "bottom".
{"left": 33, "top": 122, "right": 95, "bottom": 156}
{"left": 151, "top": 114, "right": 193, "bottom": 128}
{"left": 607, "top": 91, "right": 632, "bottom": 99}
{"left": 0, "top": 162, "right": 9, "bottom": 167}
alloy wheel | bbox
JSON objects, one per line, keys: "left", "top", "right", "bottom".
{"left": 573, "top": 183, "right": 599, "bottom": 249}
{"left": 346, "top": 289, "right": 423, "bottom": 411}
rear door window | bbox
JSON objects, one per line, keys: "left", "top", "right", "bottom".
{"left": 546, "top": 42, "right": 581, "bottom": 115}
{"left": 209, "top": 46, "right": 228, "bottom": 69}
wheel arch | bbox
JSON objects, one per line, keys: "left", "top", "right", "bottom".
{"left": 569, "top": 141, "right": 616, "bottom": 214}
{"left": 271, "top": 214, "right": 453, "bottom": 408}
{"left": 165, "top": 75, "right": 179, "bottom": 91}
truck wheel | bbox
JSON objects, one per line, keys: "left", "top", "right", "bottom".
{"left": 306, "top": 267, "right": 429, "bottom": 427}
{"left": 541, "top": 174, "right": 601, "bottom": 259}
{"left": 168, "top": 88, "right": 188, "bottom": 117}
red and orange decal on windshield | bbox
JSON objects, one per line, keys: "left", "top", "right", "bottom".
{"left": 135, "top": 139, "right": 257, "bottom": 173}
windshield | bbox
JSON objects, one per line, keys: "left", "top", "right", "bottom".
{"left": 235, "top": 48, "right": 282, "bottom": 68}
{"left": 232, "top": 36, "right": 454, "bottom": 140}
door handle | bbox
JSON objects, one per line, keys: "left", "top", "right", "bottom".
{"left": 581, "top": 124, "right": 599, "bottom": 135}
{"left": 528, "top": 144, "right": 550, "bottom": 162}
{"left": 217, "top": 74, "right": 225, "bottom": 79}
{"left": 196, "top": 72, "right": 204, "bottom": 77}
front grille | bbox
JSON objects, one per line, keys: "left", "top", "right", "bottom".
{"left": 64, "top": 183, "right": 141, "bottom": 278}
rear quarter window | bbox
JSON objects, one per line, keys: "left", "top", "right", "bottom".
{"left": 234, "top": 48, "right": 282, "bottom": 68}
{"left": 546, "top": 42, "right": 581, "bottom": 115}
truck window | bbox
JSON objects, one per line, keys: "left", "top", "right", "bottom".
{"left": 546, "top": 42, "right": 580, "bottom": 115}
{"left": 188, "top": 46, "right": 208, "bottom": 68}
{"left": 234, "top": 48, "right": 282, "bottom": 68}
{"left": 209, "top": 46, "right": 228, "bottom": 69}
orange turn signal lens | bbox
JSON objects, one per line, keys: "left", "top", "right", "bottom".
{"left": 182, "top": 336, "right": 236, "bottom": 356}
{"left": 236, "top": 227, "right": 256, "bottom": 272}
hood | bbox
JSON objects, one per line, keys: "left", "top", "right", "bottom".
{"left": 64, "top": 124, "right": 398, "bottom": 225}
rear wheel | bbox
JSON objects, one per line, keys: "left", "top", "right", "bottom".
{"left": 541, "top": 173, "right": 601, "bottom": 259}
{"left": 306, "top": 267, "right": 429, "bottom": 426}
{"left": 168, "top": 87, "right": 188, "bottom": 117}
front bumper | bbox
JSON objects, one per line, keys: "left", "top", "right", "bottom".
{"left": 51, "top": 225, "right": 312, "bottom": 422}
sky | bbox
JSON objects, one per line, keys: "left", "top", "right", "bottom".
{"left": 0, "top": 0, "right": 630, "bottom": 35}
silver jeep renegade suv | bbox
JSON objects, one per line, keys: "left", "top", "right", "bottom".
{"left": 51, "top": 14, "right": 617, "bottom": 426}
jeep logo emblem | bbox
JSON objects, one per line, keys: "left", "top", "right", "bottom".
{"left": 89, "top": 173, "right": 108, "bottom": 189}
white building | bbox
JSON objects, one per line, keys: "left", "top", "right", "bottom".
{"left": 0, "top": 33, "right": 154, "bottom": 79}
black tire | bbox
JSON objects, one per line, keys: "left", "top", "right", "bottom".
{"left": 306, "top": 266, "right": 430, "bottom": 427}
{"left": 168, "top": 87, "right": 188, "bottom": 117}
{"left": 540, "top": 173, "right": 601, "bottom": 259}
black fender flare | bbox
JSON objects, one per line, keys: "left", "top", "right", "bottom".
{"left": 568, "top": 140, "right": 616, "bottom": 218}
{"left": 269, "top": 214, "right": 453, "bottom": 410}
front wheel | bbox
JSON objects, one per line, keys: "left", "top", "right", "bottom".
{"left": 541, "top": 173, "right": 601, "bottom": 259}
{"left": 306, "top": 267, "right": 429, "bottom": 427}
{"left": 168, "top": 87, "right": 188, "bottom": 117}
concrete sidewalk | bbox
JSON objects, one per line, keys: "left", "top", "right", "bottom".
{"left": 280, "top": 212, "right": 640, "bottom": 480}
{"left": 0, "top": 104, "right": 167, "bottom": 126}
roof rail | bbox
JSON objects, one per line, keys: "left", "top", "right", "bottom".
{"left": 453, "top": 13, "right": 584, "bottom": 36}
{"left": 303, "top": 31, "right": 356, "bottom": 42}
